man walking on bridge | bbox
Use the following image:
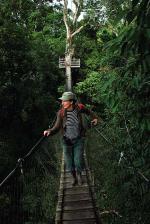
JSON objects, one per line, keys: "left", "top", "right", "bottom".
{"left": 44, "top": 92, "right": 98, "bottom": 186}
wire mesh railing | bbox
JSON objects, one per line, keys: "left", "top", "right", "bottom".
{"left": 0, "top": 135, "right": 62, "bottom": 224}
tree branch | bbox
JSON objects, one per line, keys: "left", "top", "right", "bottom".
{"left": 100, "top": 210, "right": 122, "bottom": 218}
{"left": 63, "top": 0, "right": 70, "bottom": 38}
{"left": 137, "top": 170, "right": 149, "bottom": 183}
{"left": 71, "top": 25, "right": 84, "bottom": 37}
{"left": 72, "top": 0, "right": 80, "bottom": 25}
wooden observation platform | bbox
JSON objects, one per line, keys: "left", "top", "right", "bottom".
{"left": 59, "top": 58, "right": 80, "bottom": 68}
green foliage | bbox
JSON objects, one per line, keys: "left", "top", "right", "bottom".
{"left": 0, "top": 0, "right": 64, "bottom": 161}
{"left": 75, "top": 1, "right": 149, "bottom": 223}
{"left": 0, "top": 0, "right": 149, "bottom": 223}
{"left": 0, "top": 1, "right": 65, "bottom": 222}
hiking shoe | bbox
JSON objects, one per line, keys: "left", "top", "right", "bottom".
{"left": 72, "top": 177, "right": 78, "bottom": 186}
{"left": 77, "top": 173, "right": 83, "bottom": 186}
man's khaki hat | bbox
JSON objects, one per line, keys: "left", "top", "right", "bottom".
{"left": 59, "top": 92, "right": 75, "bottom": 101}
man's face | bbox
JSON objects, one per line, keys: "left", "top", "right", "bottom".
{"left": 62, "top": 100, "right": 73, "bottom": 109}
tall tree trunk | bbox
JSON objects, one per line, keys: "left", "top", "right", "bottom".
{"left": 63, "top": 0, "right": 84, "bottom": 91}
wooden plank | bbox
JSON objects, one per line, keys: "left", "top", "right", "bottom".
{"left": 63, "top": 186, "right": 89, "bottom": 195}
{"left": 62, "top": 219, "right": 96, "bottom": 224}
{"left": 58, "top": 198, "right": 92, "bottom": 205}
{"left": 58, "top": 195, "right": 91, "bottom": 203}
{"left": 62, "top": 199, "right": 92, "bottom": 207}
{"left": 59, "top": 58, "right": 80, "bottom": 68}
{"left": 65, "top": 172, "right": 87, "bottom": 177}
{"left": 65, "top": 169, "right": 91, "bottom": 174}
{"left": 63, "top": 182, "right": 88, "bottom": 189}
{"left": 61, "top": 183, "right": 94, "bottom": 191}
{"left": 63, "top": 193, "right": 91, "bottom": 202}
{"left": 64, "top": 175, "right": 87, "bottom": 183}
{"left": 62, "top": 209, "right": 95, "bottom": 220}
{"left": 57, "top": 204, "right": 94, "bottom": 211}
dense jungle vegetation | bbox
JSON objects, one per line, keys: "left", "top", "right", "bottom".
{"left": 0, "top": 0, "right": 149, "bottom": 223}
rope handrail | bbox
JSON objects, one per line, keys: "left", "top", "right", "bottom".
{"left": 0, "top": 160, "right": 21, "bottom": 187}
{"left": 23, "top": 135, "right": 46, "bottom": 160}
{"left": 0, "top": 112, "right": 58, "bottom": 188}
{"left": 88, "top": 116, "right": 149, "bottom": 185}
{"left": 0, "top": 135, "right": 46, "bottom": 187}
{"left": 85, "top": 114, "right": 113, "bottom": 145}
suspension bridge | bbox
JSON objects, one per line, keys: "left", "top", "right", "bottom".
{"left": 0, "top": 123, "right": 104, "bottom": 224}
{"left": 0, "top": 118, "right": 149, "bottom": 224}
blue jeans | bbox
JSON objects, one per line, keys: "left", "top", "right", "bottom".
{"left": 62, "top": 137, "right": 84, "bottom": 173}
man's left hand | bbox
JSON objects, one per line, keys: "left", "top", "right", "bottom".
{"left": 91, "top": 118, "right": 98, "bottom": 126}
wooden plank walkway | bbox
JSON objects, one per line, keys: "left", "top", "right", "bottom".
{"left": 55, "top": 154, "right": 101, "bottom": 224}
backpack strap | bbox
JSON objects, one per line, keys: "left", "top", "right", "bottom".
{"left": 59, "top": 107, "right": 65, "bottom": 118}
{"left": 59, "top": 103, "right": 85, "bottom": 118}
{"left": 77, "top": 103, "right": 85, "bottom": 111}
